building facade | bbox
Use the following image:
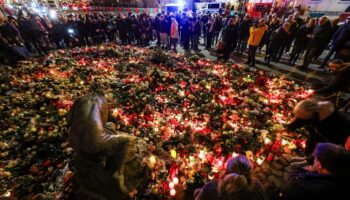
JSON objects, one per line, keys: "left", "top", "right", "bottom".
{"left": 297, "top": 0, "right": 350, "bottom": 13}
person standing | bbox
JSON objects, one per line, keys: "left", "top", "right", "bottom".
{"left": 141, "top": 16, "right": 151, "bottom": 46}
{"left": 205, "top": 18, "right": 215, "bottom": 50}
{"left": 221, "top": 17, "right": 239, "bottom": 60}
{"left": 159, "top": 15, "right": 169, "bottom": 49}
{"left": 192, "top": 17, "right": 201, "bottom": 51}
{"left": 246, "top": 19, "right": 268, "bottom": 67}
{"left": 320, "top": 16, "right": 350, "bottom": 69}
{"left": 170, "top": 18, "right": 179, "bottom": 52}
{"left": 153, "top": 14, "right": 161, "bottom": 46}
{"left": 265, "top": 22, "right": 291, "bottom": 64}
{"left": 117, "top": 15, "right": 128, "bottom": 45}
{"left": 237, "top": 14, "right": 252, "bottom": 55}
{"left": 300, "top": 16, "right": 332, "bottom": 70}
{"left": 288, "top": 19, "right": 315, "bottom": 66}
{"left": 181, "top": 17, "right": 191, "bottom": 50}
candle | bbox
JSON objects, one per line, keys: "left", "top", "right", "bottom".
{"left": 281, "top": 139, "right": 288, "bottom": 146}
{"left": 170, "top": 188, "right": 176, "bottom": 196}
{"left": 264, "top": 138, "right": 271, "bottom": 144}
{"left": 170, "top": 149, "right": 177, "bottom": 159}
{"left": 169, "top": 182, "right": 174, "bottom": 189}
{"left": 150, "top": 156, "right": 156, "bottom": 164}
{"left": 257, "top": 155, "right": 266, "bottom": 165}
{"left": 173, "top": 177, "right": 179, "bottom": 185}
{"left": 198, "top": 150, "right": 205, "bottom": 160}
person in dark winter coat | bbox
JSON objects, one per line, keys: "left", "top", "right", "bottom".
{"left": 117, "top": 16, "right": 128, "bottom": 45}
{"left": 279, "top": 143, "right": 350, "bottom": 200}
{"left": 17, "top": 14, "right": 47, "bottom": 54}
{"left": 236, "top": 14, "right": 252, "bottom": 54}
{"left": 76, "top": 16, "right": 89, "bottom": 45}
{"left": 300, "top": 16, "right": 333, "bottom": 70}
{"left": 194, "top": 155, "right": 268, "bottom": 200}
{"left": 283, "top": 13, "right": 303, "bottom": 56}
{"left": 221, "top": 17, "right": 239, "bottom": 60}
{"left": 0, "top": 17, "right": 22, "bottom": 45}
{"left": 262, "top": 16, "right": 280, "bottom": 53}
{"left": 153, "top": 14, "right": 161, "bottom": 45}
{"left": 265, "top": 22, "right": 291, "bottom": 64}
{"left": 314, "top": 59, "right": 350, "bottom": 95}
{"left": 288, "top": 19, "right": 316, "bottom": 65}
{"left": 192, "top": 17, "right": 201, "bottom": 51}
{"left": 320, "top": 17, "right": 350, "bottom": 68}
{"left": 181, "top": 17, "right": 191, "bottom": 50}
{"left": 141, "top": 16, "right": 151, "bottom": 46}
{"left": 287, "top": 99, "right": 350, "bottom": 157}
{"left": 159, "top": 15, "right": 170, "bottom": 48}
{"left": 205, "top": 18, "right": 215, "bottom": 50}
{"left": 50, "top": 18, "right": 67, "bottom": 49}
{"left": 130, "top": 16, "right": 141, "bottom": 45}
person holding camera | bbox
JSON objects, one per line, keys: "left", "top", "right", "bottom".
{"left": 246, "top": 19, "right": 268, "bottom": 67}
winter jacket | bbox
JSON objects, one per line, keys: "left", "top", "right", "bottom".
{"left": 332, "top": 23, "right": 350, "bottom": 50}
{"left": 309, "top": 22, "right": 333, "bottom": 48}
{"left": 267, "top": 27, "right": 290, "bottom": 54}
{"left": 248, "top": 24, "right": 268, "bottom": 46}
{"left": 238, "top": 20, "right": 252, "bottom": 39}
{"left": 294, "top": 24, "right": 314, "bottom": 47}
{"left": 160, "top": 20, "right": 169, "bottom": 33}
{"left": 170, "top": 21, "right": 179, "bottom": 39}
{"left": 280, "top": 173, "right": 350, "bottom": 200}
{"left": 222, "top": 24, "right": 239, "bottom": 45}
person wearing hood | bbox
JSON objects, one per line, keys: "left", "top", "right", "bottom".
{"left": 300, "top": 16, "right": 333, "bottom": 70}
{"left": 314, "top": 59, "right": 350, "bottom": 96}
{"left": 287, "top": 99, "right": 350, "bottom": 157}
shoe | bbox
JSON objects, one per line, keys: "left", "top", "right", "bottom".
{"left": 297, "top": 65, "right": 308, "bottom": 71}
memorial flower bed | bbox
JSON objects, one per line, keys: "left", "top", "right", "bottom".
{"left": 0, "top": 45, "right": 310, "bottom": 198}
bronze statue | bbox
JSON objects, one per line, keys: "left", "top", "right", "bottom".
{"left": 68, "top": 92, "right": 153, "bottom": 199}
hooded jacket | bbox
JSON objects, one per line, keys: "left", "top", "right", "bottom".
{"left": 248, "top": 24, "right": 268, "bottom": 46}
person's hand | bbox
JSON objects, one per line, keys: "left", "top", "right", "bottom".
{"left": 303, "top": 165, "right": 317, "bottom": 172}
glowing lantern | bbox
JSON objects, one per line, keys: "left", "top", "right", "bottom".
{"left": 170, "top": 188, "right": 176, "bottom": 196}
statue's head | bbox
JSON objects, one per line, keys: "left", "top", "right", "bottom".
{"left": 68, "top": 91, "right": 108, "bottom": 127}
{"left": 67, "top": 88, "right": 109, "bottom": 153}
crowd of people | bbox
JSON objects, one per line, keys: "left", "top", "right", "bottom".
{"left": 1, "top": 6, "right": 350, "bottom": 200}
{"left": 1, "top": 8, "right": 350, "bottom": 69}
